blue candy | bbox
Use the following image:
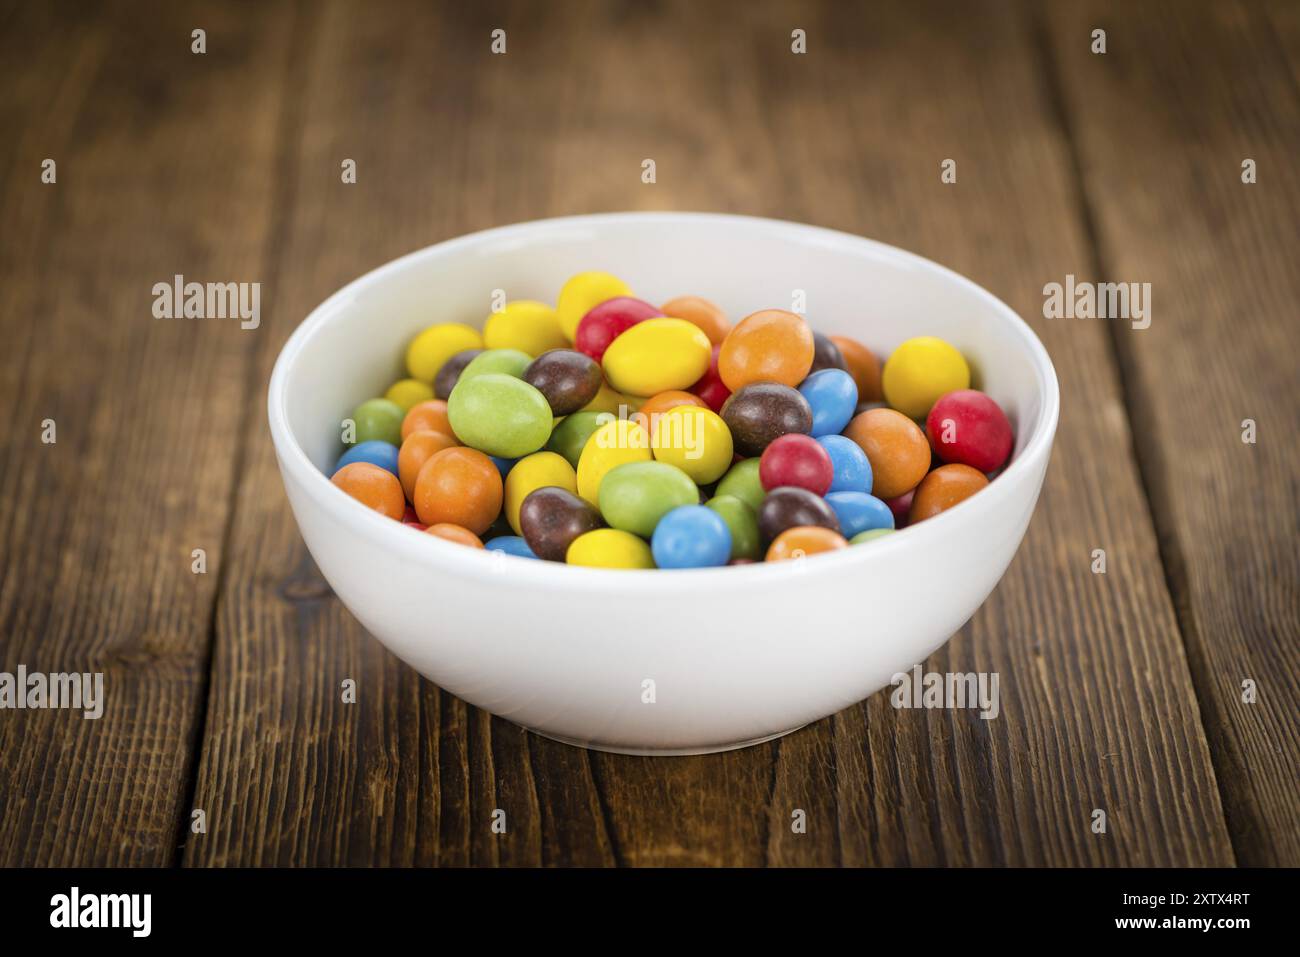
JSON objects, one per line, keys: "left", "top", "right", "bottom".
{"left": 651, "top": 505, "right": 732, "bottom": 569}
{"left": 333, "top": 439, "right": 399, "bottom": 478}
{"left": 825, "top": 491, "right": 894, "bottom": 538}
{"left": 798, "top": 369, "right": 858, "bottom": 437}
{"left": 485, "top": 535, "right": 538, "bottom": 559}
{"left": 490, "top": 455, "right": 517, "bottom": 480}
{"left": 817, "top": 434, "right": 873, "bottom": 494}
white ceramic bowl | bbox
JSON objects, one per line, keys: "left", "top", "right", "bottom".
{"left": 268, "top": 212, "right": 1058, "bottom": 755}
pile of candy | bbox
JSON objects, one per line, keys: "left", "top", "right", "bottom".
{"left": 327, "top": 271, "right": 1014, "bottom": 569}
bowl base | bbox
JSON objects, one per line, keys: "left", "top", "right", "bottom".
{"left": 526, "top": 725, "right": 806, "bottom": 756}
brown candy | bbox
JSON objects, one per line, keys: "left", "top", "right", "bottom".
{"left": 519, "top": 486, "right": 604, "bottom": 561}
{"left": 523, "top": 349, "right": 603, "bottom": 416}
{"left": 757, "top": 486, "right": 840, "bottom": 544}
{"left": 434, "top": 349, "right": 483, "bottom": 400}
{"left": 720, "top": 382, "right": 813, "bottom": 457}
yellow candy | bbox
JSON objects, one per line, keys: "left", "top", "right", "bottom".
{"left": 483, "top": 300, "right": 568, "bottom": 357}
{"left": 406, "top": 322, "right": 484, "bottom": 383}
{"left": 566, "top": 528, "right": 655, "bottom": 569}
{"left": 576, "top": 418, "right": 652, "bottom": 505}
{"left": 556, "top": 271, "right": 632, "bottom": 341}
{"left": 601, "top": 318, "right": 712, "bottom": 397}
{"left": 881, "top": 336, "right": 971, "bottom": 419}
{"left": 504, "top": 451, "right": 577, "bottom": 534}
{"left": 650, "top": 406, "right": 734, "bottom": 484}
{"left": 384, "top": 378, "right": 435, "bottom": 412}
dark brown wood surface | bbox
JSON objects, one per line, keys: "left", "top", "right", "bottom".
{"left": 0, "top": 0, "right": 1294, "bottom": 867}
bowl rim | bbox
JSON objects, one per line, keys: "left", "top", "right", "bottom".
{"left": 268, "top": 211, "right": 1060, "bottom": 592}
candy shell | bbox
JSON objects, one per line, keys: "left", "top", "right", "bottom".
{"left": 557, "top": 271, "right": 632, "bottom": 341}
{"left": 909, "top": 463, "right": 989, "bottom": 523}
{"left": 602, "top": 318, "right": 712, "bottom": 396}
{"left": 759, "top": 434, "right": 834, "bottom": 495}
{"left": 661, "top": 295, "right": 730, "bottom": 345}
{"left": 566, "top": 528, "right": 655, "bottom": 569}
{"left": 798, "top": 368, "right": 858, "bottom": 438}
{"left": 651, "top": 505, "right": 732, "bottom": 569}
{"left": 598, "top": 461, "right": 699, "bottom": 539}
{"left": 401, "top": 399, "right": 454, "bottom": 441}
{"left": 425, "top": 523, "right": 485, "bottom": 548}
{"left": 718, "top": 309, "right": 814, "bottom": 391}
{"left": 881, "top": 336, "right": 970, "bottom": 419}
{"left": 650, "top": 405, "right": 733, "bottom": 485}
{"left": 824, "top": 491, "right": 895, "bottom": 539}
{"left": 504, "top": 451, "right": 578, "bottom": 534}
{"left": 397, "top": 429, "right": 459, "bottom": 499}
{"left": 413, "top": 446, "right": 503, "bottom": 534}
{"left": 447, "top": 373, "right": 553, "bottom": 458}
{"left": 406, "top": 322, "right": 483, "bottom": 383}
{"left": 705, "top": 494, "right": 761, "bottom": 561}
{"left": 830, "top": 335, "right": 883, "bottom": 402}
{"left": 483, "top": 300, "right": 567, "bottom": 357}
{"left": 843, "top": 407, "right": 930, "bottom": 499}
{"left": 816, "top": 434, "right": 873, "bottom": 494}
{"left": 766, "top": 526, "right": 848, "bottom": 562}
{"left": 574, "top": 297, "right": 662, "bottom": 361}
{"left": 350, "top": 398, "right": 404, "bottom": 447}
{"left": 484, "top": 535, "right": 538, "bottom": 559}
{"left": 334, "top": 439, "right": 399, "bottom": 478}
{"left": 331, "top": 462, "right": 405, "bottom": 520}
{"left": 575, "top": 418, "right": 652, "bottom": 505}
{"left": 925, "top": 389, "right": 1013, "bottom": 473}
{"left": 384, "top": 378, "right": 435, "bottom": 412}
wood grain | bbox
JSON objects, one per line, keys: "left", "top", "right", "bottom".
{"left": 181, "top": 0, "right": 1237, "bottom": 866}
{"left": 0, "top": 1, "right": 296, "bottom": 864}
{"left": 1043, "top": 0, "right": 1300, "bottom": 865}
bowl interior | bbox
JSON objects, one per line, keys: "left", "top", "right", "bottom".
{"left": 279, "top": 212, "right": 1049, "bottom": 503}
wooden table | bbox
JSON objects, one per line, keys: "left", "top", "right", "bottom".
{"left": 1, "top": 0, "right": 1295, "bottom": 867}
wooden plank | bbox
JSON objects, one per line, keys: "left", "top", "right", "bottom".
{"left": 1043, "top": 0, "right": 1300, "bottom": 865}
{"left": 187, "top": 0, "right": 1233, "bottom": 865}
{"left": 0, "top": 1, "right": 296, "bottom": 864}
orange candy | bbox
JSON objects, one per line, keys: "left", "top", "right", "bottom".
{"left": 331, "top": 462, "right": 405, "bottom": 520}
{"left": 424, "top": 523, "right": 485, "bottom": 548}
{"left": 844, "top": 407, "right": 931, "bottom": 499}
{"left": 661, "top": 295, "right": 730, "bottom": 345}
{"left": 909, "top": 464, "right": 989, "bottom": 523}
{"left": 413, "top": 446, "right": 503, "bottom": 534}
{"left": 636, "top": 389, "right": 708, "bottom": 438}
{"left": 830, "top": 335, "right": 883, "bottom": 403}
{"left": 401, "top": 399, "right": 454, "bottom": 442}
{"left": 765, "top": 525, "right": 849, "bottom": 562}
{"left": 718, "top": 309, "right": 814, "bottom": 391}
{"left": 398, "top": 429, "right": 459, "bottom": 500}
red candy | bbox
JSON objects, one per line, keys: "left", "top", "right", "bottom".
{"left": 690, "top": 345, "right": 731, "bottom": 412}
{"left": 759, "top": 434, "right": 833, "bottom": 496}
{"left": 925, "top": 389, "right": 1013, "bottom": 473}
{"left": 574, "top": 297, "right": 661, "bottom": 362}
{"left": 401, "top": 506, "right": 427, "bottom": 531}
{"left": 883, "top": 490, "right": 914, "bottom": 529}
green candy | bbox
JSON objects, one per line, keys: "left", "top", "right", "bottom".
{"left": 459, "top": 348, "right": 532, "bottom": 383}
{"left": 850, "top": 528, "right": 894, "bottom": 545}
{"left": 705, "top": 494, "right": 761, "bottom": 560}
{"left": 715, "top": 458, "right": 765, "bottom": 513}
{"left": 447, "top": 373, "right": 552, "bottom": 458}
{"left": 350, "top": 397, "right": 404, "bottom": 447}
{"left": 547, "top": 411, "right": 607, "bottom": 469}
{"left": 598, "top": 461, "right": 698, "bottom": 539}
